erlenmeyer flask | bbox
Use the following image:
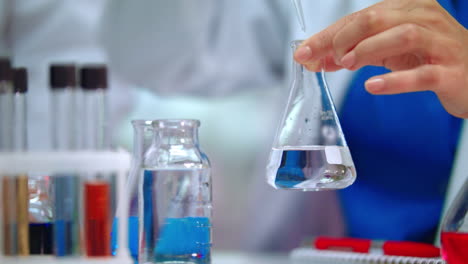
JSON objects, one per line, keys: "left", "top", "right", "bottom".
{"left": 267, "top": 40, "right": 356, "bottom": 191}
{"left": 441, "top": 179, "right": 468, "bottom": 264}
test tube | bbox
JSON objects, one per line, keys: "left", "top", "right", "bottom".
{"left": 80, "top": 65, "right": 112, "bottom": 257}
{"left": 26, "top": 68, "right": 57, "bottom": 255}
{"left": 28, "top": 176, "right": 53, "bottom": 255}
{"left": 80, "top": 65, "right": 108, "bottom": 151}
{"left": 0, "top": 58, "right": 17, "bottom": 256}
{"left": 50, "top": 64, "right": 78, "bottom": 150}
{"left": 13, "top": 68, "right": 27, "bottom": 151}
{"left": 50, "top": 64, "right": 80, "bottom": 256}
{"left": 16, "top": 174, "right": 28, "bottom": 257}
{"left": 13, "top": 68, "right": 30, "bottom": 256}
{"left": 0, "top": 58, "right": 14, "bottom": 151}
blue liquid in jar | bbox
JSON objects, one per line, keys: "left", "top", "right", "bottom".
{"left": 155, "top": 217, "right": 211, "bottom": 264}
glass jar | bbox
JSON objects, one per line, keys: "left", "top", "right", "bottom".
{"left": 139, "top": 119, "right": 212, "bottom": 264}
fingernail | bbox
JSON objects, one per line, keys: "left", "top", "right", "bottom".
{"left": 366, "top": 78, "right": 385, "bottom": 92}
{"left": 294, "top": 46, "right": 312, "bottom": 62}
{"left": 341, "top": 51, "right": 356, "bottom": 69}
{"left": 334, "top": 55, "right": 342, "bottom": 66}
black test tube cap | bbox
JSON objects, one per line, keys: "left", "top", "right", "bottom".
{"left": 50, "top": 64, "right": 77, "bottom": 89}
{"left": 80, "top": 65, "right": 108, "bottom": 90}
{"left": 14, "top": 68, "right": 28, "bottom": 93}
{"left": 0, "top": 57, "right": 12, "bottom": 82}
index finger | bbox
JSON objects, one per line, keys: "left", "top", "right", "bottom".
{"left": 294, "top": 3, "right": 379, "bottom": 65}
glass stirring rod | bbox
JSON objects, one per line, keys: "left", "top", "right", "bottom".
{"left": 291, "top": 0, "right": 306, "bottom": 32}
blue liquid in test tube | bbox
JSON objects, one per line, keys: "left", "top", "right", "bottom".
{"left": 54, "top": 175, "right": 79, "bottom": 256}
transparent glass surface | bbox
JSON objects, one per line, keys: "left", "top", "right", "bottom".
{"left": 139, "top": 120, "right": 212, "bottom": 264}
{"left": 128, "top": 120, "right": 153, "bottom": 261}
{"left": 0, "top": 80, "right": 14, "bottom": 151}
{"left": 51, "top": 88, "right": 78, "bottom": 150}
{"left": 0, "top": 81, "right": 17, "bottom": 255}
{"left": 51, "top": 87, "right": 81, "bottom": 257}
{"left": 2, "top": 176, "right": 18, "bottom": 256}
{"left": 28, "top": 175, "right": 54, "bottom": 255}
{"left": 83, "top": 176, "right": 113, "bottom": 257}
{"left": 130, "top": 120, "right": 154, "bottom": 216}
{"left": 267, "top": 40, "right": 356, "bottom": 191}
{"left": 82, "top": 89, "right": 107, "bottom": 150}
{"left": 81, "top": 87, "right": 113, "bottom": 257}
{"left": 13, "top": 92, "right": 27, "bottom": 151}
{"left": 441, "top": 179, "right": 468, "bottom": 264}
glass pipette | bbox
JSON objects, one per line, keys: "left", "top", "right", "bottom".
{"left": 291, "top": 0, "right": 306, "bottom": 32}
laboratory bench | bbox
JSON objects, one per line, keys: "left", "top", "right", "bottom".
{"left": 212, "top": 250, "right": 446, "bottom": 264}
{"left": 213, "top": 251, "right": 291, "bottom": 264}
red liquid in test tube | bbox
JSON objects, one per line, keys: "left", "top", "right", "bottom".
{"left": 441, "top": 231, "right": 468, "bottom": 264}
{"left": 84, "top": 181, "right": 111, "bottom": 257}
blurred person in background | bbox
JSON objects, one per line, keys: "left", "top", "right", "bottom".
{"left": 1, "top": 0, "right": 467, "bottom": 254}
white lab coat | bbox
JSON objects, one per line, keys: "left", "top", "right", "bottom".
{"left": 1, "top": 0, "right": 466, "bottom": 252}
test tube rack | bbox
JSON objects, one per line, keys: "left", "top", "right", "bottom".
{"left": 0, "top": 150, "right": 133, "bottom": 264}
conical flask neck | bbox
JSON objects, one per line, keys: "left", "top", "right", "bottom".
{"left": 292, "top": 59, "right": 304, "bottom": 82}
{"left": 290, "top": 41, "right": 324, "bottom": 84}
{"left": 274, "top": 40, "right": 348, "bottom": 147}
{"left": 291, "top": 41, "right": 305, "bottom": 80}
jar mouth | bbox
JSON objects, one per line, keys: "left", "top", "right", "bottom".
{"left": 131, "top": 120, "right": 153, "bottom": 126}
{"left": 152, "top": 119, "right": 200, "bottom": 129}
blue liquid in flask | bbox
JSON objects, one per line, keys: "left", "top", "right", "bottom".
{"left": 267, "top": 146, "right": 356, "bottom": 190}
